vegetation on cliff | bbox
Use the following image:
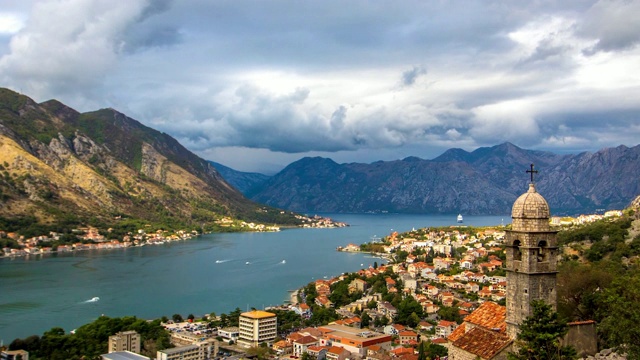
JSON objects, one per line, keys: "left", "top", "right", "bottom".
{"left": 0, "top": 88, "right": 302, "bottom": 237}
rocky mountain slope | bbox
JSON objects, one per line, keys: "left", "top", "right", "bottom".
{"left": 248, "top": 143, "right": 640, "bottom": 215}
{"left": 0, "top": 88, "right": 299, "bottom": 230}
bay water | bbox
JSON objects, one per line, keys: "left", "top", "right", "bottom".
{"left": 0, "top": 213, "right": 506, "bottom": 342}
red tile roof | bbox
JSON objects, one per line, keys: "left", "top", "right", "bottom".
{"left": 462, "top": 301, "right": 506, "bottom": 333}
{"left": 451, "top": 327, "right": 512, "bottom": 359}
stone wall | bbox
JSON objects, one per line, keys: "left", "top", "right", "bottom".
{"left": 562, "top": 321, "right": 597, "bottom": 357}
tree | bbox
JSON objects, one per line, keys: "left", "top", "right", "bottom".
{"left": 557, "top": 262, "right": 613, "bottom": 321}
{"left": 172, "top": 314, "right": 183, "bottom": 323}
{"left": 597, "top": 272, "right": 640, "bottom": 358}
{"left": 508, "top": 300, "right": 576, "bottom": 360}
{"left": 361, "top": 312, "right": 371, "bottom": 328}
{"left": 247, "top": 345, "right": 271, "bottom": 359}
{"left": 187, "top": 313, "right": 195, "bottom": 321}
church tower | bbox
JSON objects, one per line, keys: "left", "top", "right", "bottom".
{"left": 505, "top": 164, "right": 558, "bottom": 339}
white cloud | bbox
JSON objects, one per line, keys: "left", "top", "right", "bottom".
{"left": 0, "top": 12, "right": 25, "bottom": 34}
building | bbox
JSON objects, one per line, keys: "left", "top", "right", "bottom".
{"left": 1, "top": 350, "right": 29, "bottom": 360}
{"left": 217, "top": 327, "right": 239, "bottom": 342}
{"left": 504, "top": 175, "right": 559, "bottom": 339}
{"left": 156, "top": 344, "right": 200, "bottom": 360}
{"left": 317, "top": 324, "right": 392, "bottom": 356}
{"left": 447, "top": 302, "right": 512, "bottom": 360}
{"left": 447, "top": 167, "right": 560, "bottom": 359}
{"left": 101, "top": 351, "right": 150, "bottom": 360}
{"left": 108, "top": 330, "right": 141, "bottom": 354}
{"left": 237, "top": 310, "right": 277, "bottom": 348}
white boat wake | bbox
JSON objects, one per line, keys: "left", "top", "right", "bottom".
{"left": 83, "top": 297, "right": 100, "bottom": 303}
{"left": 215, "top": 259, "right": 231, "bottom": 264}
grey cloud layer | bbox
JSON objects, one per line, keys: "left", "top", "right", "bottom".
{"left": 0, "top": 0, "right": 639, "bottom": 171}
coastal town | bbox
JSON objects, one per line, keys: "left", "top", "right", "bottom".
{"left": 1, "top": 200, "right": 632, "bottom": 360}
{"left": 0, "top": 214, "right": 347, "bottom": 258}
{"left": 6, "top": 202, "right": 620, "bottom": 360}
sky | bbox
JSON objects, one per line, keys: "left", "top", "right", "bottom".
{"left": 0, "top": 0, "right": 639, "bottom": 174}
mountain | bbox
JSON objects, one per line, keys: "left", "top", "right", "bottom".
{"left": 248, "top": 142, "right": 640, "bottom": 215}
{"left": 208, "top": 161, "right": 270, "bottom": 195}
{"left": 0, "top": 88, "right": 300, "bottom": 231}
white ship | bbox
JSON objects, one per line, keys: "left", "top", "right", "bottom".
{"left": 457, "top": 214, "right": 464, "bottom": 223}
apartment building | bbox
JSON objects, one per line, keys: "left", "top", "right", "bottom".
{"left": 108, "top": 330, "right": 141, "bottom": 354}
{"left": 237, "top": 310, "right": 277, "bottom": 348}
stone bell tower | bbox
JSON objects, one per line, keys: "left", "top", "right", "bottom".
{"left": 505, "top": 164, "right": 558, "bottom": 339}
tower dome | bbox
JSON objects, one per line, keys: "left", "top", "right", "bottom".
{"left": 511, "top": 183, "right": 550, "bottom": 232}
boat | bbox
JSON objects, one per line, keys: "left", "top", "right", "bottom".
{"left": 281, "top": 260, "right": 286, "bottom": 264}
{"left": 88, "top": 297, "right": 100, "bottom": 302}
{"left": 457, "top": 214, "right": 464, "bottom": 223}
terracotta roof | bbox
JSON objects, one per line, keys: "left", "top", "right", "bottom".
{"left": 431, "top": 338, "right": 447, "bottom": 344}
{"left": 451, "top": 327, "right": 512, "bottom": 359}
{"left": 462, "top": 301, "right": 506, "bottom": 333}
{"left": 390, "top": 347, "right": 414, "bottom": 355}
{"left": 288, "top": 333, "right": 304, "bottom": 342}
{"left": 447, "top": 323, "right": 467, "bottom": 342}
{"left": 437, "top": 320, "right": 457, "bottom": 327}
{"left": 398, "top": 354, "right": 418, "bottom": 360}
{"left": 295, "top": 335, "right": 318, "bottom": 345}
{"left": 399, "top": 330, "right": 417, "bottom": 337}
{"left": 273, "top": 340, "right": 290, "bottom": 348}
{"left": 307, "top": 345, "right": 326, "bottom": 352}
{"left": 327, "top": 346, "right": 348, "bottom": 355}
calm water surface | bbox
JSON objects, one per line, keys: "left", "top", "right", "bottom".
{"left": 0, "top": 213, "right": 506, "bottom": 342}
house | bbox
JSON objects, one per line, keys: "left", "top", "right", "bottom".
{"left": 293, "top": 303, "right": 312, "bottom": 318}
{"left": 465, "top": 282, "right": 480, "bottom": 293}
{"left": 435, "top": 320, "right": 457, "bottom": 338}
{"left": 390, "top": 347, "right": 414, "bottom": 357}
{"left": 349, "top": 278, "right": 368, "bottom": 294}
{"left": 272, "top": 340, "right": 293, "bottom": 355}
{"left": 398, "top": 330, "right": 418, "bottom": 345}
{"left": 385, "top": 277, "right": 396, "bottom": 289}
{"left": 377, "top": 301, "right": 397, "bottom": 321}
{"left": 418, "top": 321, "right": 434, "bottom": 332}
{"left": 307, "top": 345, "right": 328, "bottom": 360}
{"left": 316, "top": 295, "right": 333, "bottom": 308}
{"left": 383, "top": 324, "right": 405, "bottom": 335}
{"left": 401, "top": 275, "right": 417, "bottom": 291}
{"left": 293, "top": 335, "right": 319, "bottom": 357}
{"left": 425, "top": 285, "right": 439, "bottom": 298}
{"left": 326, "top": 346, "right": 351, "bottom": 360}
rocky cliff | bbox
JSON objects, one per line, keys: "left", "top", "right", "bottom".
{"left": 0, "top": 88, "right": 299, "bottom": 229}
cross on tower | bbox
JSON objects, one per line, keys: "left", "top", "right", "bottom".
{"left": 526, "top": 163, "right": 538, "bottom": 183}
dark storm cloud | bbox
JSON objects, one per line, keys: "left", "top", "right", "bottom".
{"left": 1, "top": 0, "right": 639, "bottom": 172}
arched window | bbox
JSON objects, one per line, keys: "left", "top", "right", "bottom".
{"left": 537, "top": 240, "right": 548, "bottom": 262}
{"left": 513, "top": 240, "right": 522, "bottom": 261}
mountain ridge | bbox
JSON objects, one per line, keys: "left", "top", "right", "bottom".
{"left": 0, "top": 88, "right": 301, "bottom": 233}
{"left": 214, "top": 143, "right": 640, "bottom": 216}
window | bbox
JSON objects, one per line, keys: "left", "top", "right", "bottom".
{"left": 513, "top": 240, "right": 522, "bottom": 261}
